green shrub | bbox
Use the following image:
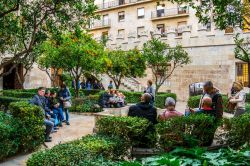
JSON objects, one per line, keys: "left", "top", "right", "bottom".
{"left": 9, "top": 102, "right": 44, "bottom": 152}
{"left": 119, "top": 91, "right": 142, "bottom": 103}
{"left": 156, "top": 114, "right": 217, "bottom": 150}
{"left": 187, "top": 95, "right": 201, "bottom": 108}
{"left": 27, "top": 134, "right": 127, "bottom": 166}
{"left": 225, "top": 113, "right": 250, "bottom": 148}
{"left": 82, "top": 89, "right": 103, "bottom": 96}
{"left": 155, "top": 93, "right": 177, "bottom": 108}
{"left": 246, "top": 93, "right": 250, "bottom": 102}
{"left": 70, "top": 99, "right": 102, "bottom": 113}
{"left": 0, "top": 96, "right": 28, "bottom": 108}
{"left": 0, "top": 112, "right": 17, "bottom": 161}
{"left": 2, "top": 90, "right": 35, "bottom": 98}
{"left": 96, "top": 116, "right": 153, "bottom": 146}
{"left": 187, "top": 95, "right": 229, "bottom": 112}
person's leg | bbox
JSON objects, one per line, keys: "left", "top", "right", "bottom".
{"left": 44, "top": 119, "right": 54, "bottom": 142}
{"left": 65, "top": 108, "right": 70, "bottom": 125}
{"left": 57, "top": 108, "right": 65, "bottom": 122}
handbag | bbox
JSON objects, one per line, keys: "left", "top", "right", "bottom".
{"left": 63, "top": 101, "right": 72, "bottom": 108}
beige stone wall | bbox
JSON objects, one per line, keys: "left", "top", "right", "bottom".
{"left": 92, "top": 0, "right": 197, "bottom": 38}
{"left": 23, "top": 64, "right": 52, "bottom": 89}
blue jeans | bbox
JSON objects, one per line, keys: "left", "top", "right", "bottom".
{"left": 64, "top": 108, "right": 69, "bottom": 122}
{"left": 53, "top": 108, "right": 64, "bottom": 122}
{"left": 44, "top": 119, "right": 54, "bottom": 138}
{"left": 185, "top": 108, "right": 204, "bottom": 116}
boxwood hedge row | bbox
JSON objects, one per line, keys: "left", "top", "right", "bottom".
{"left": 0, "top": 102, "right": 44, "bottom": 161}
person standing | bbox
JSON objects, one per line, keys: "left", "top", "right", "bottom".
{"left": 229, "top": 82, "right": 246, "bottom": 117}
{"left": 58, "top": 84, "right": 71, "bottom": 125}
{"left": 108, "top": 80, "right": 114, "bottom": 90}
{"left": 200, "top": 81, "right": 223, "bottom": 120}
{"left": 144, "top": 80, "right": 155, "bottom": 106}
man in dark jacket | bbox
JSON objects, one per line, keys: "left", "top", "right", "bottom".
{"left": 128, "top": 93, "right": 157, "bottom": 124}
{"left": 201, "top": 81, "right": 223, "bottom": 120}
{"left": 30, "top": 87, "right": 54, "bottom": 142}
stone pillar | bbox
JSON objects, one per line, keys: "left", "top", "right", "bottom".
{"left": 197, "top": 25, "right": 208, "bottom": 36}
{"left": 167, "top": 27, "right": 176, "bottom": 39}
{"left": 182, "top": 27, "right": 191, "bottom": 38}
{"left": 152, "top": 30, "right": 162, "bottom": 39}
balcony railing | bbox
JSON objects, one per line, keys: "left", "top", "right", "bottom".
{"left": 97, "top": 0, "right": 146, "bottom": 11}
{"left": 89, "top": 19, "right": 111, "bottom": 30}
{"left": 151, "top": 7, "right": 189, "bottom": 19}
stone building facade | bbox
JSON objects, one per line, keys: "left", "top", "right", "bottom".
{"left": 91, "top": 0, "right": 250, "bottom": 101}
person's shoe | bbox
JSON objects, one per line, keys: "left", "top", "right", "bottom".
{"left": 51, "top": 130, "right": 57, "bottom": 133}
{"left": 45, "top": 138, "right": 52, "bottom": 142}
{"left": 62, "top": 120, "right": 66, "bottom": 123}
{"left": 49, "top": 136, "right": 52, "bottom": 139}
{"left": 58, "top": 122, "right": 63, "bottom": 127}
{"left": 54, "top": 127, "right": 59, "bottom": 130}
{"left": 66, "top": 121, "right": 70, "bottom": 125}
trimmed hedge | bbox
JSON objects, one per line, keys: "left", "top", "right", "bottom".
{"left": 0, "top": 96, "right": 29, "bottom": 109}
{"left": 2, "top": 90, "right": 35, "bottom": 98}
{"left": 96, "top": 116, "right": 156, "bottom": 147}
{"left": 156, "top": 114, "right": 217, "bottom": 150}
{"left": 69, "top": 99, "right": 103, "bottom": 113}
{"left": 224, "top": 113, "right": 250, "bottom": 148}
{"left": 155, "top": 93, "right": 177, "bottom": 109}
{"left": 27, "top": 134, "right": 127, "bottom": 166}
{"left": 187, "top": 95, "right": 229, "bottom": 112}
{"left": 0, "top": 102, "right": 44, "bottom": 161}
{"left": 96, "top": 116, "right": 150, "bottom": 141}
{"left": 0, "top": 112, "right": 17, "bottom": 161}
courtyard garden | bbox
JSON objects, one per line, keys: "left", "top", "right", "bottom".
{"left": 0, "top": 88, "right": 250, "bottom": 165}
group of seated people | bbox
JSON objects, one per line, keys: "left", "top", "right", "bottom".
{"left": 128, "top": 81, "right": 224, "bottom": 145}
{"left": 99, "top": 89, "right": 126, "bottom": 108}
{"left": 29, "top": 84, "right": 71, "bottom": 142}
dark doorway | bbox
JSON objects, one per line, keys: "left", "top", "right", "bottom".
{"left": 3, "top": 63, "right": 23, "bottom": 89}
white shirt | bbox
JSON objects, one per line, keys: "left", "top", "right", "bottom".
{"left": 230, "top": 90, "right": 246, "bottom": 109}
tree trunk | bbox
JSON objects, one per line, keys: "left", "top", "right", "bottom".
{"left": 155, "top": 85, "right": 160, "bottom": 96}
{"left": 248, "top": 62, "right": 250, "bottom": 88}
{"left": 75, "top": 77, "right": 80, "bottom": 98}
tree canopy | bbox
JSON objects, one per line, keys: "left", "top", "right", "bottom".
{"left": 38, "top": 28, "right": 105, "bottom": 96}
{"left": 104, "top": 48, "right": 146, "bottom": 89}
{"left": 0, "top": 0, "right": 98, "bottom": 73}
{"left": 142, "top": 38, "right": 191, "bottom": 93}
{"left": 167, "top": 0, "right": 249, "bottom": 30}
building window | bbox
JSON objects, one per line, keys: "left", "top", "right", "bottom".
{"left": 137, "top": 26, "right": 145, "bottom": 37}
{"left": 101, "top": 31, "right": 109, "bottom": 41}
{"left": 118, "top": 11, "right": 125, "bottom": 22}
{"left": 157, "top": 24, "right": 165, "bottom": 36}
{"left": 156, "top": 5, "right": 164, "bottom": 17}
{"left": 137, "top": 8, "right": 145, "bottom": 19}
{"left": 177, "top": 21, "right": 187, "bottom": 36}
{"left": 103, "top": 14, "right": 109, "bottom": 26}
{"left": 119, "top": 0, "right": 125, "bottom": 5}
{"left": 236, "top": 63, "right": 249, "bottom": 87}
{"left": 118, "top": 29, "right": 125, "bottom": 37}
{"left": 178, "top": 5, "right": 188, "bottom": 14}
